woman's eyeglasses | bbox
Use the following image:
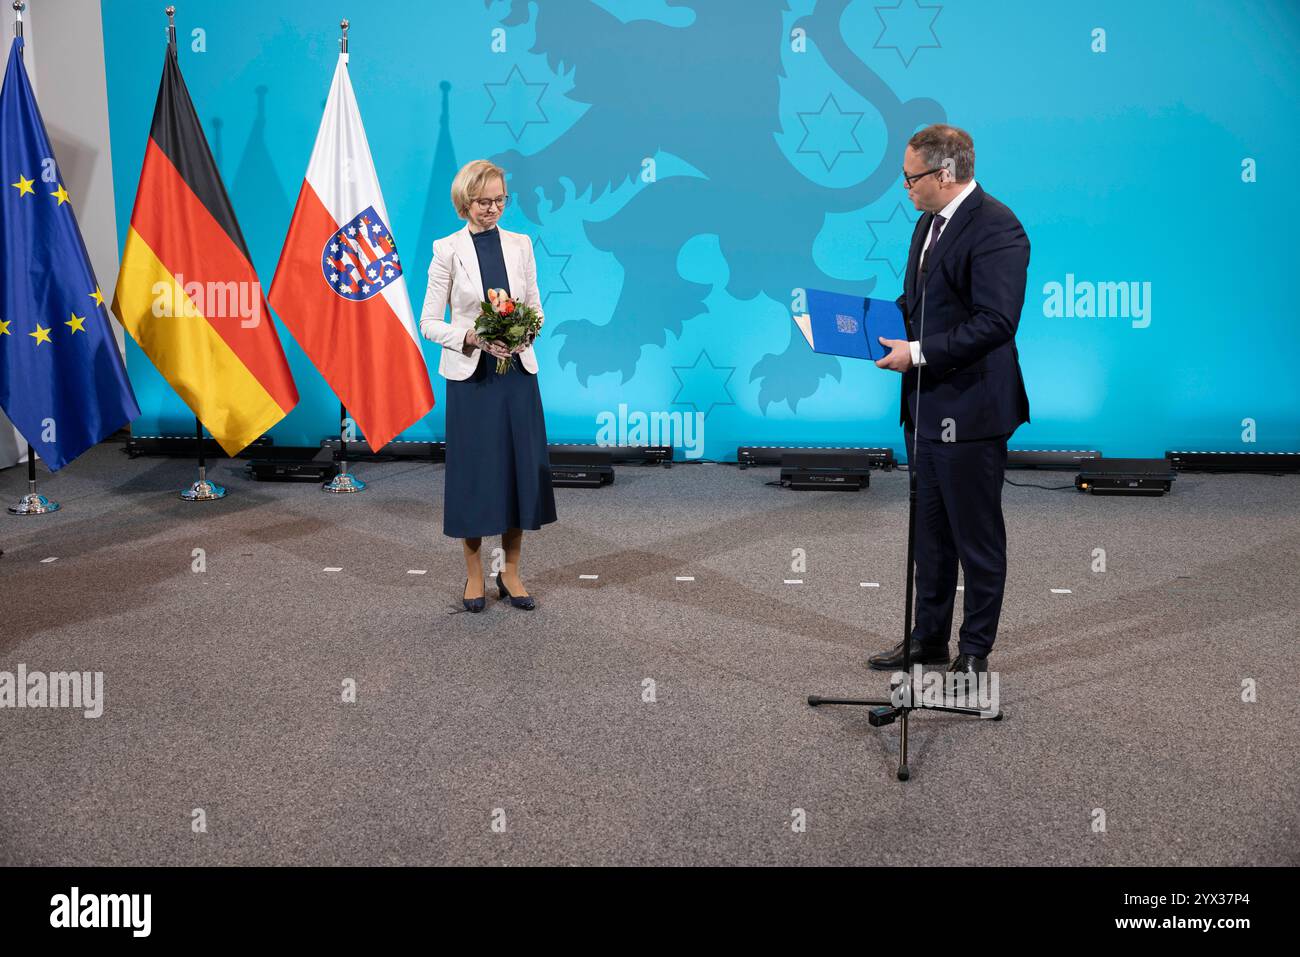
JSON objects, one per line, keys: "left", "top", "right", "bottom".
{"left": 471, "top": 196, "right": 510, "bottom": 210}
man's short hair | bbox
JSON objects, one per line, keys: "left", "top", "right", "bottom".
{"left": 908, "top": 124, "right": 975, "bottom": 183}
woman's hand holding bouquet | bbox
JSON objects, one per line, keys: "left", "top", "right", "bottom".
{"left": 475, "top": 288, "right": 542, "bottom": 374}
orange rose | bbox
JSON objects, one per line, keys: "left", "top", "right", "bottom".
{"left": 499, "top": 299, "right": 515, "bottom": 316}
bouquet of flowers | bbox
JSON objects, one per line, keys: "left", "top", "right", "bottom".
{"left": 475, "top": 288, "right": 542, "bottom": 374}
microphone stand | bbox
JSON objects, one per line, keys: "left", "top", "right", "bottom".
{"left": 807, "top": 237, "right": 1002, "bottom": 781}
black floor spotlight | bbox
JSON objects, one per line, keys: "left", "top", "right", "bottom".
{"left": 1007, "top": 448, "right": 1102, "bottom": 470}
{"left": 736, "top": 446, "right": 896, "bottom": 491}
{"left": 1165, "top": 450, "right": 1300, "bottom": 474}
{"left": 1075, "top": 457, "right": 1177, "bottom": 496}
{"left": 545, "top": 443, "right": 672, "bottom": 488}
{"left": 546, "top": 445, "right": 616, "bottom": 489}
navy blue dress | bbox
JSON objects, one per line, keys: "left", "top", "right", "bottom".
{"left": 442, "top": 227, "right": 558, "bottom": 539}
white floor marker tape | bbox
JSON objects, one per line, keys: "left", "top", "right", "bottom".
{"left": 407, "top": 569, "right": 427, "bottom": 575}
{"left": 324, "top": 567, "right": 342, "bottom": 573}
{"left": 784, "top": 579, "right": 803, "bottom": 585}
{"left": 860, "top": 582, "right": 879, "bottom": 588}
{"left": 675, "top": 576, "right": 695, "bottom": 582}
{"left": 1051, "top": 588, "right": 1073, "bottom": 594}
{"left": 41, "top": 557, "right": 58, "bottom": 563}
{"left": 579, "top": 574, "right": 599, "bottom": 580}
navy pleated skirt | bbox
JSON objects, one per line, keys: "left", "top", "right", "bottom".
{"left": 443, "top": 353, "right": 558, "bottom": 539}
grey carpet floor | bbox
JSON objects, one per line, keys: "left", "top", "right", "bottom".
{"left": 1, "top": 441, "right": 1297, "bottom": 866}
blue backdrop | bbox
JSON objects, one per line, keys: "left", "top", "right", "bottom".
{"left": 101, "top": 0, "right": 1300, "bottom": 460}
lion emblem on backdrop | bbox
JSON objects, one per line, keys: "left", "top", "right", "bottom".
{"left": 489, "top": 0, "right": 944, "bottom": 411}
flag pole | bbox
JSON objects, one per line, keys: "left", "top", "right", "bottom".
{"left": 160, "top": 6, "right": 223, "bottom": 503}
{"left": 324, "top": 403, "right": 365, "bottom": 493}
{"left": 181, "top": 415, "right": 225, "bottom": 501}
{"left": 322, "top": 18, "right": 366, "bottom": 494}
{"left": 6, "top": 2, "right": 62, "bottom": 517}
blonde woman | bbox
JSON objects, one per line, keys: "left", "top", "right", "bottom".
{"left": 419, "top": 160, "right": 557, "bottom": 612}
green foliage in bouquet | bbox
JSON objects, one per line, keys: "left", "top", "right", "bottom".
{"left": 475, "top": 287, "right": 543, "bottom": 374}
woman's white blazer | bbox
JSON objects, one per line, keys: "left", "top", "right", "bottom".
{"left": 418, "top": 225, "right": 544, "bottom": 380}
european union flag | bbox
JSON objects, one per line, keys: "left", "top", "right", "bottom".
{"left": 0, "top": 37, "right": 138, "bottom": 471}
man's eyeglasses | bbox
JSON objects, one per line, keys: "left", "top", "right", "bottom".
{"left": 903, "top": 167, "right": 944, "bottom": 188}
{"left": 471, "top": 196, "right": 510, "bottom": 210}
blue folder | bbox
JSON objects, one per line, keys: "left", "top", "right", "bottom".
{"left": 793, "top": 288, "right": 908, "bottom": 362}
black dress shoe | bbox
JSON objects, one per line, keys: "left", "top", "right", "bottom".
{"left": 462, "top": 578, "right": 486, "bottom": 613}
{"left": 947, "top": 653, "right": 989, "bottom": 676}
{"left": 868, "top": 638, "right": 950, "bottom": 671}
{"left": 495, "top": 572, "right": 536, "bottom": 610}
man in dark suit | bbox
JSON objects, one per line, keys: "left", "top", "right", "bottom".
{"left": 869, "top": 124, "right": 1030, "bottom": 679}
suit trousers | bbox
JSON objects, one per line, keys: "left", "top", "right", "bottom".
{"left": 907, "top": 430, "right": 1010, "bottom": 657}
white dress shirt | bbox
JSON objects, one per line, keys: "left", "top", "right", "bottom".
{"left": 910, "top": 178, "right": 978, "bottom": 366}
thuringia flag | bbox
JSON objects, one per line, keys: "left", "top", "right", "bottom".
{"left": 0, "top": 36, "right": 139, "bottom": 471}
{"left": 269, "top": 51, "right": 434, "bottom": 451}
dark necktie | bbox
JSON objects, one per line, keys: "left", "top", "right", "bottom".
{"left": 918, "top": 213, "right": 946, "bottom": 283}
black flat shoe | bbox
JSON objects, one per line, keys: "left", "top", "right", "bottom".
{"left": 867, "top": 638, "right": 950, "bottom": 671}
{"left": 462, "top": 578, "right": 485, "bottom": 613}
{"left": 947, "top": 653, "right": 989, "bottom": 676}
{"left": 495, "top": 572, "right": 536, "bottom": 610}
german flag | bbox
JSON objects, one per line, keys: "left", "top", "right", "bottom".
{"left": 112, "top": 40, "right": 297, "bottom": 455}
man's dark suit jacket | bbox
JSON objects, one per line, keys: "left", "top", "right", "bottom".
{"left": 895, "top": 184, "right": 1031, "bottom": 441}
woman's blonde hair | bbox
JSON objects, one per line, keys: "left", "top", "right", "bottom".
{"left": 450, "top": 159, "right": 507, "bottom": 220}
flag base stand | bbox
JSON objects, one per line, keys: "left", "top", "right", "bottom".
{"left": 325, "top": 404, "right": 365, "bottom": 493}
{"left": 322, "top": 469, "right": 365, "bottom": 493}
{"left": 8, "top": 450, "right": 59, "bottom": 515}
{"left": 8, "top": 490, "right": 60, "bottom": 516}
{"left": 180, "top": 467, "right": 226, "bottom": 502}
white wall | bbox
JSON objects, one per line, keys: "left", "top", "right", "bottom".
{"left": 1, "top": 0, "right": 119, "bottom": 471}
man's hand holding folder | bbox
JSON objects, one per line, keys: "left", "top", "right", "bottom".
{"left": 793, "top": 288, "right": 911, "bottom": 369}
{"left": 874, "top": 337, "right": 913, "bottom": 372}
